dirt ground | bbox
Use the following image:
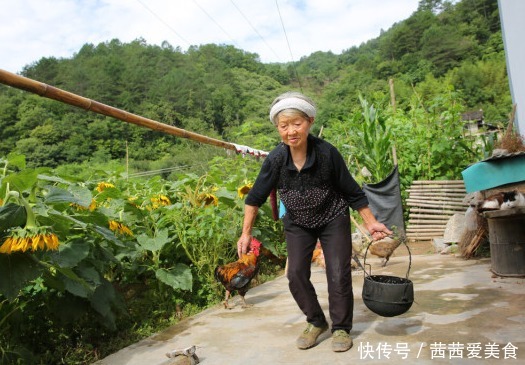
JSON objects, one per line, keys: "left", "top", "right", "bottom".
{"left": 357, "top": 239, "right": 436, "bottom": 258}
{"left": 349, "top": 240, "right": 435, "bottom": 271}
{"left": 403, "top": 240, "right": 436, "bottom": 255}
{"left": 95, "top": 254, "right": 525, "bottom": 365}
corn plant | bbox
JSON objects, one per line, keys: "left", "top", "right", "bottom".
{"left": 324, "top": 96, "right": 395, "bottom": 183}
{"left": 354, "top": 95, "right": 395, "bottom": 183}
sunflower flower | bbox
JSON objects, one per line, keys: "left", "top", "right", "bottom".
{"left": 70, "top": 199, "right": 97, "bottom": 211}
{"left": 0, "top": 191, "right": 60, "bottom": 255}
{"left": 157, "top": 195, "right": 171, "bottom": 205}
{"left": 96, "top": 182, "right": 115, "bottom": 192}
{"left": 0, "top": 227, "right": 60, "bottom": 254}
{"left": 198, "top": 193, "right": 218, "bottom": 207}
{"left": 150, "top": 194, "right": 171, "bottom": 209}
{"left": 126, "top": 196, "right": 142, "bottom": 209}
{"left": 237, "top": 183, "right": 253, "bottom": 199}
{"left": 108, "top": 220, "right": 133, "bottom": 236}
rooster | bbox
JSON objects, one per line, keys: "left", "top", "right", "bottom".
{"left": 311, "top": 240, "right": 364, "bottom": 269}
{"left": 214, "top": 237, "right": 262, "bottom": 309}
{"left": 368, "top": 236, "right": 403, "bottom": 267}
{"left": 311, "top": 241, "right": 326, "bottom": 268}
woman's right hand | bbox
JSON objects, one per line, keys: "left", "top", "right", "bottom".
{"left": 237, "top": 205, "right": 259, "bottom": 257}
{"left": 237, "top": 233, "right": 252, "bottom": 258}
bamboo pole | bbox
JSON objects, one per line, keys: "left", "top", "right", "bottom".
{"left": 408, "top": 225, "right": 447, "bottom": 230}
{"left": 407, "top": 194, "right": 466, "bottom": 201}
{"left": 408, "top": 217, "right": 448, "bottom": 220}
{"left": 126, "top": 141, "right": 129, "bottom": 181}
{"left": 409, "top": 216, "right": 451, "bottom": 221}
{"left": 407, "top": 235, "right": 444, "bottom": 239}
{"left": 389, "top": 78, "right": 396, "bottom": 113}
{"left": 392, "top": 145, "right": 398, "bottom": 166}
{"left": 410, "top": 191, "right": 465, "bottom": 196}
{"left": 408, "top": 208, "right": 464, "bottom": 215}
{"left": 408, "top": 188, "right": 466, "bottom": 192}
{"left": 0, "top": 69, "right": 240, "bottom": 152}
{"left": 350, "top": 215, "right": 371, "bottom": 244}
{"left": 410, "top": 180, "right": 465, "bottom": 184}
{"left": 408, "top": 193, "right": 466, "bottom": 198}
{"left": 410, "top": 186, "right": 465, "bottom": 191}
{"left": 406, "top": 198, "right": 466, "bottom": 207}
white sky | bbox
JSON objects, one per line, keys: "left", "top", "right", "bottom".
{"left": 0, "top": 0, "right": 420, "bottom": 73}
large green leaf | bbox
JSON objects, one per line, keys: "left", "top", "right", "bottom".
{"left": 91, "top": 225, "right": 126, "bottom": 248}
{"left": 0, "top": 203, "right": 27, "bottom": 232}
{"left": 51, "top": 239, "right": 91, "bottom": 268}
{"left": 90, "top": 280, "right": 121, "bottom": 330}
{"left": 68, "top": 185, "right": 93, "bottom": 207}
{"left": 44, "top": 185, "right": 92, "bottom": 207}
{"left": 136, "top": 229, "right": 170, "bottom": 252}
{"left": 63, "top": 278, "right": 91, "bottom": 298}
{"left": 0, "top": 254, "right": 43, "bottom": 301}
{"left": 37, "top": 174, "right": 73, "bottom": 185}
{"left": 2, "top": 169, "right": 39, "bottom": 193}
{"left": 96, "top": 187, "right": 123, "bottom": 201}
{"left": 55, "top": 267, "right": 93, "bottom": 298}
{"left": 76, "top": 264, "right": 101, "bottom": 286}
{"left": 155, "top": 264, "right": 192, "bottom": 291}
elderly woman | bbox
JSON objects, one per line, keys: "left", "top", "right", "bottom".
{"left": 236, "top": 91, "right": 391, "bottom": 352}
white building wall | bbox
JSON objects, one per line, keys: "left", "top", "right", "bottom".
{"left": 498, "top": 0, "right": 525, "bottom": 135}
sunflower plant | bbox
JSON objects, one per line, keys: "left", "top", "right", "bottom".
{"left": 0, "top": 152, "right": 286, "bottom": 363}
{"left": 0, "top": 189, "right": 59, "bottom": 254}
{"left": 0, "top": 162, "right": 117, "bottom": 311}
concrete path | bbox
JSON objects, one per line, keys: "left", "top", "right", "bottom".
{"left": 94, "top": 254, "right": 525, "bottom": 364}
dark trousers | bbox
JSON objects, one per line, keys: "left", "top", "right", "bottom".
{"left": 283, "top": 212, "right": 353, "bottom": 332}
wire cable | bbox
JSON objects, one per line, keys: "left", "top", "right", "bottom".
{"left": 126, "top": 165, "right": 192, "bottom": 178}
{"left": 229, "top": 0, "right": 282, "bottom": 61}
{"left": 275, "top": 0, "right": 303, "bottom": 91}
{"left": 135, "top": 0, "right": 192, "bottom": 46}
{"left": 192, "top": 0, "right": 241, "bottom": 48}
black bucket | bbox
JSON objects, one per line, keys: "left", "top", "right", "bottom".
{"left": 360, "top": 239, "right": 414, "bottom": 317}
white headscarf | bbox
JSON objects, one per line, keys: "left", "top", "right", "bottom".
{"left": 269, "top": 97, "right": 316, "bottom": 125}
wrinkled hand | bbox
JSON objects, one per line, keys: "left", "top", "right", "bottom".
{"left": 237, "top": 234, "right": 251, "bottom": 258}
{"left": 366, "top": 222, "right": 393, "bottom": 241}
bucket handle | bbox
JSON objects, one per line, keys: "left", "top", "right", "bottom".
{"left": 361, "top": 236, "right": 412, "bottom": 279}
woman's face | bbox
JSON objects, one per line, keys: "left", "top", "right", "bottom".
{"left": 276, "top": 113, "right": 313, "bottom": 151}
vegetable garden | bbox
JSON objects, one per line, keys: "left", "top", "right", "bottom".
{"left": 0, "top": 152, "right": 285, "bottom": 364}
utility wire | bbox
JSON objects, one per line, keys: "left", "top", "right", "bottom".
{"left": 136, "top": 0, "right": 293, "bottom": 70}
{"left": 275, "top": 0, "right": 303, "bottom": 91}
{"left": 126, "top": 165, "right": 192, "bottom": 178}
{"left": 93, "top": 165, "right": 190, "bottom": 182}
{"left": 229, "top": 0, "right": 282, "bottom": 61}
{"left": 192, "top": 0, "right": 241, "bottom": 48}
{"left": 135, "top": 0, "right": 191, "bottom": 46}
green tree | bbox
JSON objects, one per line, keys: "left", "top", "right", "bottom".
{"left": 420, "top": 24, "right": 477, "bottom": 76}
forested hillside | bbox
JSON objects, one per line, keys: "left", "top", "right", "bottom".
{"left": 0, "top": 0, "right": 510, "bottom": 175}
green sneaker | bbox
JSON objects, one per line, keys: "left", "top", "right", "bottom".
{"left": 332, "top": 330, "right": 353, "bottom": 352}
{"left": 296, "top": 323, "right": 329, "bottom": 349}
